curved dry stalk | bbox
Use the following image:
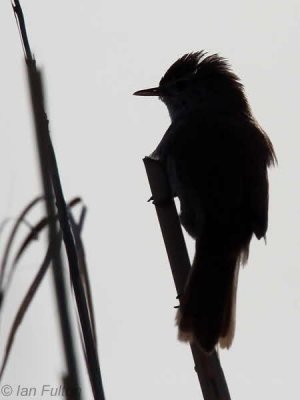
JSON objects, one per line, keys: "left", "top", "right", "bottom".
{"left": 0, "top": 196, "right": 44, "bottom": 290}
{"left": 0, "top": 202, "right": 85, "bottom": 381}
{"left": 12, "top": 198, "right": 81, "bottom": 267}
{"left": 0, "top": 232, "right": 62, "bottom": 380}
{"left": 1, "top": 198, "right": 82, "bottom": 302}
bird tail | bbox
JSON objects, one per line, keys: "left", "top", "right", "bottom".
{"left": 176, "top": 236, "right": 249, "bottom": 353}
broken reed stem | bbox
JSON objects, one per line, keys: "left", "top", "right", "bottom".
{"left": 26, "top": 63, "right": 105, "bottom": 400}
{"left": 143, "top": 156, "right": 231, "bottom": 400}
{"left": 26, "top": 62, "right": 82, "bottom": 400}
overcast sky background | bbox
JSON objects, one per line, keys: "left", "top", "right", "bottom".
{"left": 0, "top": 0, "right": 299, "bottom": 399}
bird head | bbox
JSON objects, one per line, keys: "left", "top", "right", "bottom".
{"left": 134, "top": 51, "right": 249, "bottom": 120}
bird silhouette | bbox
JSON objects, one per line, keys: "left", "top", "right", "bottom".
{"left": 134, "top": 51, "right": 276, "bottom": 353}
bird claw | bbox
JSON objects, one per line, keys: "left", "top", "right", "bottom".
{"left": 174, "top": 293, "right": 183, "bottom": 308}
{"left": 151, "top": 197, "right": 173, "bottom": 208}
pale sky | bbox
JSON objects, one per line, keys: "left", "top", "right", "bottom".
{"left": 0, "top": 1, "right": 299, "bottom": 399}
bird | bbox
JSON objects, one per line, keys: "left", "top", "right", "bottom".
{"left": 134, "top": 51, "right": 276, "bottom": 353}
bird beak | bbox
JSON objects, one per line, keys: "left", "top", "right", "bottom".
{"left": 133, "top": 87, "right": 161, "bottom": 96}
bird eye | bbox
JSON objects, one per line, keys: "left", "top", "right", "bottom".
{"left": 175, "top": 80, "right": 187, "bottom": 90}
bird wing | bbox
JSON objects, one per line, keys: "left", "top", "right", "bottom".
{"left": 165, "top": 113, "right": 273, "bottom": 241}
{"left": 168, "top": 114, "right": 244, "bottom": 234}
{"left": 241, "top": 122, "right": 276, "bottom": 239}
